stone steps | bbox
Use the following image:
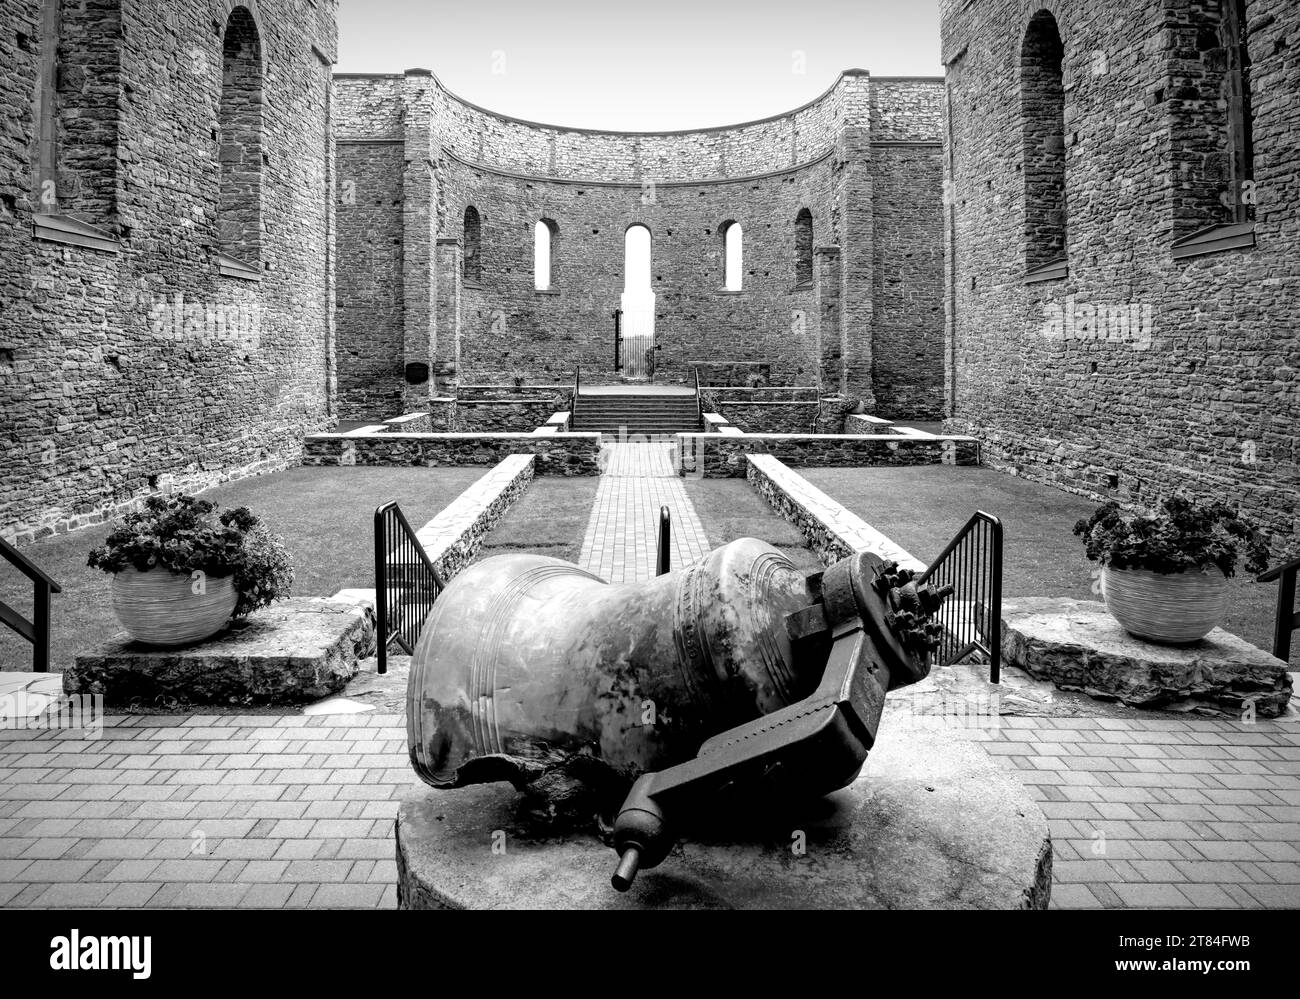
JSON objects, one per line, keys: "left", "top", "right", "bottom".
{"left": 572, "top": 392, "right": 701, "bottom": 434}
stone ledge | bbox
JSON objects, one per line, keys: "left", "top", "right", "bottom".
{"left": 64, "top": 597, "right": 377, "bottom": 706}
{"left": 412, "top": 454, "right": 536, "bottom": 581}
{"left": 675, "top": 431, "right": 979, "bottom": 477}
{"left": 1000, "top": 597, "right": 1293, "bottom": 718}
{"left": 396, "top": 724, "right": 1051, "bottom": 909}
{"left": 746, "top": 453, "right": 925, "bottom": 572}
{"left": 301, "top": 431, "right": 600, "bottom": 475}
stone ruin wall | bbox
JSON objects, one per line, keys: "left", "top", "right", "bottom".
{"left": 941, "top": 0, "right": 1300, "bottom": 555}
{"left": 333, "top": 71, "right": 946, "bottom": 422}
{"left": 1, "top": 0, "right": 338, "bottom": 546}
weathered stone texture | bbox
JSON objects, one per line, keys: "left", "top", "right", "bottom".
{"left": 1000, "top": 597, "right": 1293, "bottom": 718}
{"left": 302, "top": 430, "right": 601, "bottom": 475}
{"left": 333, "top": 71, "right": 946, "bottom": 416}
{"left": 64, "top": 595, "right": 374, "bottom": 706}
{"left": 941, "top": 0, "right": 1300, "bottom": 557}
{"left": 675, "top": 431, "right": 980, "bottom": 477}
{"left": 1, "top": 0, "right": 339, "bottom": 546}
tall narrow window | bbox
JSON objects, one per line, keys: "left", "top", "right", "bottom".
{"left": 794, "top": 209, "right": 813, "bottom": 288}
{"left": 722, "top": 220, "right": 743, "bottom": 291}
{"left": 620, "top": 225, "right": 655, "bottom": 378}
{"left": 218, "top": 6, "right": 264, "bottom": 269}
{"left": 534, "top": 219, "right": 557, "bottom": 290}
{"left": 463, "top": 205, "right": 482, "bottom": 283}
{"left": 30, "top": 0, "right": 124, "bottom": 250}
{"left": 1021, "top": 10, "right": 1066, "bottom": 278}
{"left": 1221, "top": 0, "right": 1254, "bottom": 225}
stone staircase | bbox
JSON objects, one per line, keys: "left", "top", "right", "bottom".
{"left": 571, "top": 390, "right": 701, "bottom": 437}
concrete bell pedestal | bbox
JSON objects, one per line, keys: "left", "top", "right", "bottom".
{"left": 395, "top": 724, "right": 1052, "bottom": 910}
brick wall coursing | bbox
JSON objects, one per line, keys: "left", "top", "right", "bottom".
{"left": 941, "top": 0, "right": 1300, "bottom": 557}
{"left": 1, "top": 0, "right": 338, "bottom": 546}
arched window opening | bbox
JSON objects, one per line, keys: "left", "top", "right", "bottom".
{"left": 794, "top": 209, "right": 814, "bottom": 288}
{"left": 218, "top": 6, "right": 264, "bottom": 268}
{"left": 620, "top": 225, "right": 655, "bottom": 377}
{"left": 1021, "top": 10, "right": 1066, "bottom": 276}
{"left": 722, "top": 220, "right": 743, "bottom": 291}
{"left": 463, "top": 206, "right": 482, "bottom": 283}
{"left": 534, "top": 219, "right": 557, "bottom": 290}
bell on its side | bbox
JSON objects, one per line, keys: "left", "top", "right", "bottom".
{"left": 407, "top": 538, "right": 829, "bottom": 799}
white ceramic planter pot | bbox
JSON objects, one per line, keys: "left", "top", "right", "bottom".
{"left": 1101, "top": 565, "right": 1229, "bottom": 644}
{"left": 111, "top": 568, "right": 238, "bottom": 647}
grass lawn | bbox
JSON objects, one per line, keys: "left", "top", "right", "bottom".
{"left": 475, "top": 477, "right": 600, "bottom": 564}
{"left": 0, "top": 466, "right": 488, "bottom": 672}
{"left": 800, "top": 464, "right": 1294, "bottom": 661}
{"left": 683, "top": 478, "right": 822, "bottom": 573}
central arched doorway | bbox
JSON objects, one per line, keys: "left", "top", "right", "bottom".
{"left": 618, "top": 224, "right": 655, "bottom": 379}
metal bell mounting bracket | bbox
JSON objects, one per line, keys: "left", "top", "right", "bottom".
{"left": 609, "top": 550, "right": 953, "bottom": 891}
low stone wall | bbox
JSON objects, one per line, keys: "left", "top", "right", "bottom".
{"left": 845, "top": 414, "right": 901, "bottom": 435}
{"left": 532, "top": 411, "right": 571, "bottom": 434}
{"left": 384, "top": 413, "right": 434, "bottom": 434}
{"left": 716, "top": 402, "right": 820, "bottom": 434}
{"left": 455, "top": 398, "right": 563, "bottom": 433}
{"left": 745, "top": 454, "right": 926, "bottom": 571}
{"left": 413, "top": 454, "right": 536, "bottom": 581}
{"left": 674, "top": 432, "right": 980, "bottom": 478}
{"left": 302, "top": 431, "right": 601, "bottom": 475}
{"left": 703, "top": 412, "right": 731, "bottom": 433}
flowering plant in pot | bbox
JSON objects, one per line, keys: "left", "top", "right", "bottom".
{"left": 88, "top": 494, "right": 294, "bottom": 647}
{"left": 1073, "top": 495, "right": 1269, "bottom": 643}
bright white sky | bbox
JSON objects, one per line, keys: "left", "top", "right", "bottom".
{"left": 336, "top": 0, "right": 942, "bottom": 131}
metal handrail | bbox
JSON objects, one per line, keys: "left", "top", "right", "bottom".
{"left": 693, "top": 367, "right": 703, "bottom": 429}
{"left": 656, "top": 507, "right": 671, "bottom": 576}
{"left": 918, "top": 511, "right": 1003, "bottom": 683}
{"left": 1257, "top": 556, "right": 1300, "bottom": 663}
{"left": 0, "top": 536, "right": 61, "bottom": 673}
{"left": 373, "top": 502, "right": 446, "bottom": 675}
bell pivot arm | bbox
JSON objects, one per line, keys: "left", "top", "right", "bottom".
{"left": 610, "top": 551, "right": 952, "bottom": 892}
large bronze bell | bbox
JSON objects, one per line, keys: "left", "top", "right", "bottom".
{"left": 406, "top": 537, "right": 952, "bottom": 890}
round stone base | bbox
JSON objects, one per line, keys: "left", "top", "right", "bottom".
{"left": 396, "top": 724, "right": 1052, "bottom": 909}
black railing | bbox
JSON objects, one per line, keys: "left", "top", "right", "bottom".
{"left": 0, "top": 536, "right": 61, "bottom": 673}
{"left": 918, "top": 511, "right": 1003, "bottom": 683}
{"left": 693, "top": 368, "right": 703, "bottom": 429}
{"left": 656, "top": 507, "right": 671, "bottom": 576}
{"left": 613, "top": 308, "right": 622, "bottom": 372}
{"left": 1257, "top": 556, "right": 1300, "bottom": 664}
{"left": 373, "top": 502, "right": 445, "bottom": 675}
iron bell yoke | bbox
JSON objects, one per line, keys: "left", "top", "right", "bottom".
{"left": 406, "top": 537, "right": 952, "bottom": 891}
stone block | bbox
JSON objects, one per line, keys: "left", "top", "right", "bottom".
{"left": 64, "top": 598, "right": 377, "bottom": 706}
{"left": 1000, "top": 597, "right": 1293, "bottom": 718}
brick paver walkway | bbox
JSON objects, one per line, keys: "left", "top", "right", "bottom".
{"left": 0, "top": 701, "right": 1296, "bottom": 907}
{"left": 579, "top": 442, "right": 709, "bottom": 583}
{"left": 980, "top": 712, "right": 1300, "bottom": 908}
{"left": 0, "top": 713, "right": 407, "bottom": 908}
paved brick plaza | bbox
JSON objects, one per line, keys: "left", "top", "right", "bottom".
{"left": 1, "top": 443, "right": 1296, "bottom": 909}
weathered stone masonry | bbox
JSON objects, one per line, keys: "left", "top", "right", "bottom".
{"left": 1, "top": 0, "right": 339, "bottom": 546}
{"left": 941, "top": 0, "right": 1300, "bottom": 555}
{"left": 332, "top": 71, "right": 947, "bottom": 421}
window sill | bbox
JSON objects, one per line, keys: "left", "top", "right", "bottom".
{"left": 1172, "top": 221, "right": 1256, "bottom": 261}
{"left": 217, "top": 252, "right": 262, "bottom": 281}
{"left": 534, "top": 288, "right": 560, "bottom": 296}
{"left": 717, "top": 288, "right": 744, "bottom": 295}
{"left": 791, "top": 281, "right": 814, "bottom": 293}
{"left": 462, "top": 280, "right": 483, "bottom": 291}
{"left": 32, "top": 213, "right": 121, "bottom": 254}
{"left": 1024, "top": 259, "right": 1068, "bottom": 285}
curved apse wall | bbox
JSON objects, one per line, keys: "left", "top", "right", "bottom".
{"left": 333, "top": 69, "right": 944, "bottom": 418}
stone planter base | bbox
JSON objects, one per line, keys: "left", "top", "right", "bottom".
{"left": 1000, "top": 597, "right": 1292, "bottom": 718}
{"left": 395, "top": 725, "right": 1052, "bottom": 910}
{"left": 65, "top": 596, "right": 376, "bottom": 706}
